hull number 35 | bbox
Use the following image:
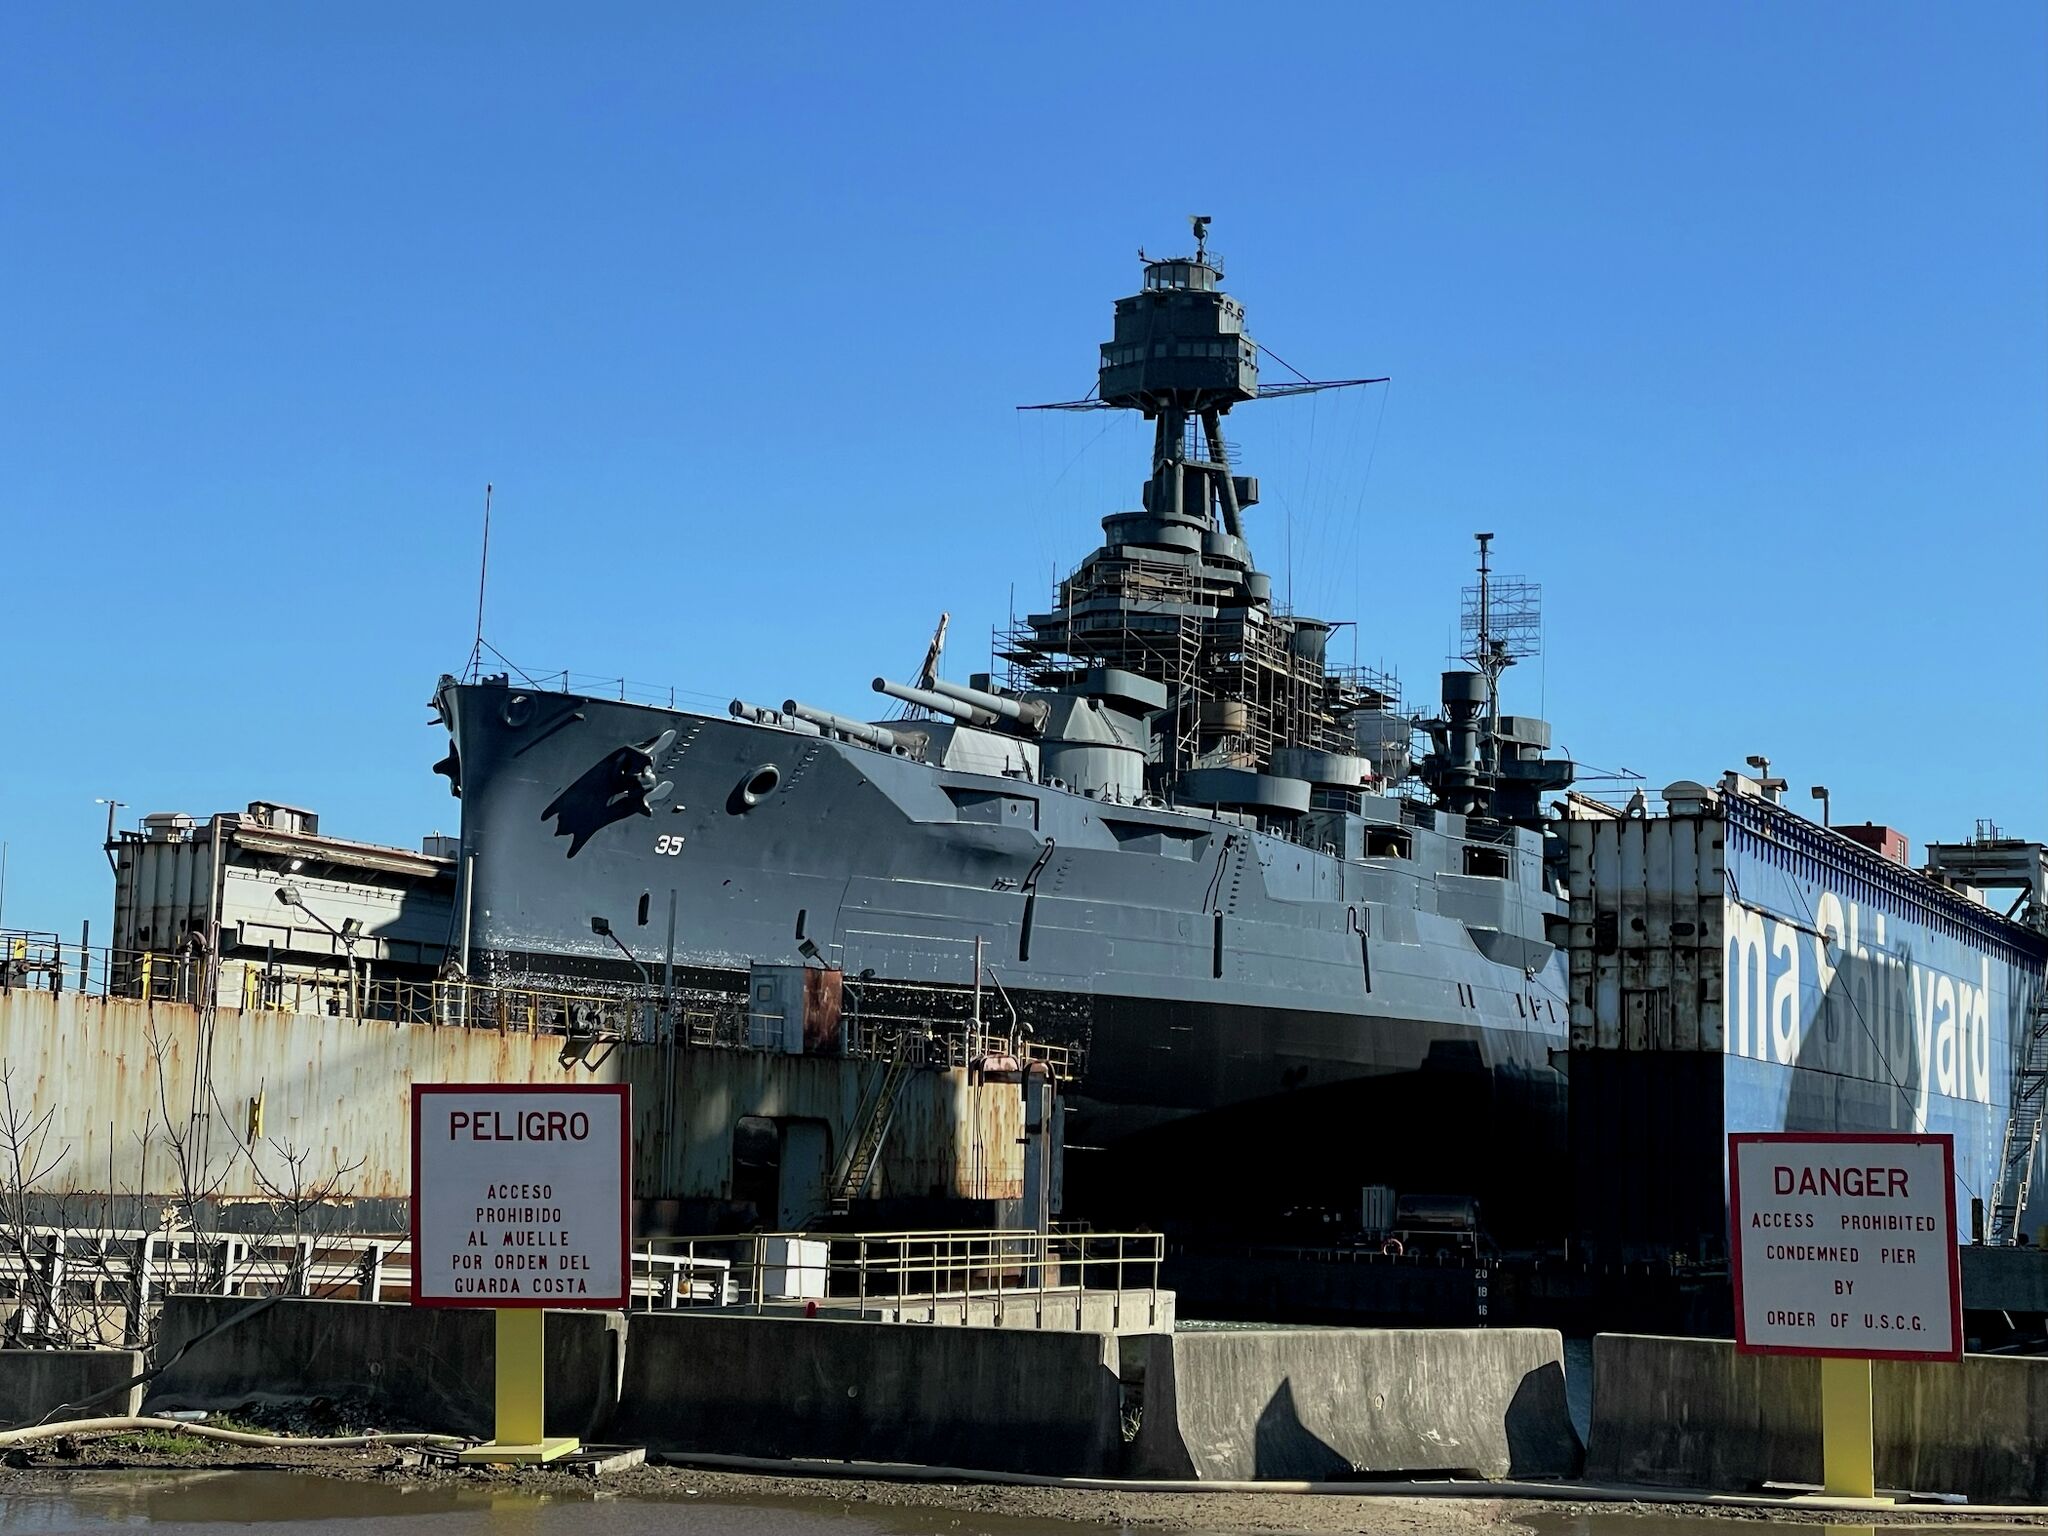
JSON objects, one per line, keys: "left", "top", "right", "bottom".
{"left": 653, "top": 835, "right": 685, "bottom": 856}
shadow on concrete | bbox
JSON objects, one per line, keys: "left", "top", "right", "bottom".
{"left": 1251, "top": 1377, "right": 1351, "bottom": 1480}
{"left": 1506, "top": 1358, "right": 1582, "bottom": 1476}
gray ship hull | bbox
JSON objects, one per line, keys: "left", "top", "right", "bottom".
{"left": 440, "top": 681, "right": 1570, "bottom": 1237}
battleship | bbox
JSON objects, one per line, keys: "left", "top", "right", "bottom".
{"left": 433, "top": 224, "right": 1580, "bottom": 1237}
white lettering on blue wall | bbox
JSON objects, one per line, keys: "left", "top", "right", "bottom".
{"left": 1724, "top": 889, "right": 1993, "bottom": 1114}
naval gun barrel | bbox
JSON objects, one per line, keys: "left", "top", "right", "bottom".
{"left": 925, "top": 677, "right": 1050, "bottom": 733}
{"left": 872, "top": 677, "right": 1001, "bottom": 728}
{"left": 730, "top": 700, "right": 823, "bottom": 736}
{"left": 781, "top": 699, "right": 904, "bottom": 751}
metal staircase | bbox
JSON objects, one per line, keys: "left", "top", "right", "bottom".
{"left": 830, "top": 1038, "right": 917, "bottom": 1210}
{"left": 1990, "top": 988, "right": 2048, "bottom": 1245}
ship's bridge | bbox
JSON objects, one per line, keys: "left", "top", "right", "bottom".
{"left": 1142, "top": 257, "right": 1218, "bottom": 291}
{"left": 1098, "top": 254, "right": 1257, "bottom": 409}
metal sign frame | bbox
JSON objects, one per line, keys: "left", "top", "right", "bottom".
{"left": 410, "top": 1082, "right": 632, "bottom": 1311}
{"left": 1728, "top": 1130, "right": 1962, "bottom": 1363}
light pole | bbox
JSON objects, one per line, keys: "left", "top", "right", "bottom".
{"left": 591, "top": 916, "right": 653, "bottom": 1042}
{"left": 278, "top": 885, "right": 362, "bottom": 1017}
{"left": 95, "top": 797, "right": 126, "bottom": 875}
{"left": 1744, "top": 754, "right": 1788, "bottom": 805}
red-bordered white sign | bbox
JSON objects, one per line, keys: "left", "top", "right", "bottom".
{"left": 411, "top": 1083, "right": 631, "bottom": 1309}
{"left": 1729, "top": 1131, "right": 1961, "bottom": 1362}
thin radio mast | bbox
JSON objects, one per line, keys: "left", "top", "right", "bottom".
{"left": 467, "top": 483, "right": 493, "bottom": 681}
{"left": 1458, "top": 532, "right": 1542, "bottom": 778}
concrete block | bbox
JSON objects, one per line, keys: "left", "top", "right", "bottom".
{"left": 0, "top": 1348, "right": 145, "bottom": 1426}
{"left": 1961, "top": 1244, "right": 2048, "bottom": 1314}
{"left": 145, "top": 1296, "right": 625, "bottom": 1440}
{"left": 610, "top": 1312, "right": 1125, "bottom": 1475}
{"left": 1585, "top": 1333, "right": 2048, "bottom": 1503}
{"left": 1125, "top": 1327, "right": 1580, "bottom": 1481}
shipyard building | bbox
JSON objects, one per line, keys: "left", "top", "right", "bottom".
{"left": 1566, "top": 774, "right": 2048, "bottom": 1265}
{"left": 104, "top": 800, "right": 454, "bottom": 1013}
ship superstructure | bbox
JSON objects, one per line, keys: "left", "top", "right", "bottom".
{"left": 433, "top": 228, "right": 1581, "bottom": 1235}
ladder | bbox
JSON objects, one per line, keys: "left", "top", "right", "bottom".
{"left": 1989, "top": 988, "right": 2048, "bottom": 1244}
{"left": 831, "top": 1039, "right": 917, "bottom": 1210}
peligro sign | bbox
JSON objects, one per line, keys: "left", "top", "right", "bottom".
{"left": 1729, "top": 1132, "right": 1960, "bottom": 1361}
{"left": 412, "top": 1084, "right": 631, "bottom": 1308}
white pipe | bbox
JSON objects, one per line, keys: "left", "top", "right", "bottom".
{"left": 0, "top": 1416, "right": 464, "bottom": 1449}
{"left": 459, "top": 851, "right": 475, "bottom": 980}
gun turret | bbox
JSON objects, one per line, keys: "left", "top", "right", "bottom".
{"left": 926, "top": 677, "right": 1050, "bottom": 733}
{"left": 872, "top": 678, "right": 1001, "bottom": 728}
{"left": 781, "top": 700, "right": 905, "bottom": 752}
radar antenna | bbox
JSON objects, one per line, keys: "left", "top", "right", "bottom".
{"left": 1459, "top": 532, "right": 1542, "bottom": 776}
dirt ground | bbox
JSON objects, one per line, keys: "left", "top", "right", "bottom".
{"left": 2, "top": 1435, "right": 2040, "bottom": 1534}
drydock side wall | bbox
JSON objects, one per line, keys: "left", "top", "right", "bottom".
{"left": 1585, "top": 1333, "right": 2048, "bottom": 1503}
{"left": 0, "top": 991, "right": 1025, "bottom": 1229}
{"left": 1568, "top": 797, "right": 2047, "bottom": 1262}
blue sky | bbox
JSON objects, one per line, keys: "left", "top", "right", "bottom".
{"left": 2, "top": 3, "right": 2043, "bottom": 937}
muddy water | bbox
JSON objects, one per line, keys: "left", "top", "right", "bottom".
{"left": 2, "top": 1473, "right": 2034, "bottom": 1536}
{"left": 1528, "top": 1520, "right": 2032, "bottom": 1536}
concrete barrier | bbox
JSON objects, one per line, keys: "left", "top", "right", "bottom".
{"left": 1961, "top": 1243, "right": 2048, "bottom": 1315}
{"left": 1125, "top": 1327, "right": 1580, "bottom": 1481}
{"left": 610, "top": 1312, "right": 1126, "bottom": 1475}
{"left": 0, "top": 1348, "right": 145, "bottom": 1426}
{"left": 145, "top": 1296, "right": 625, "bottom": 1440}
{"left": 129, "top": 1298, "right": 1585, "bottom": 1484}
{"left": 1586, "top": 1333, "right": 2048, "bottom": 1503}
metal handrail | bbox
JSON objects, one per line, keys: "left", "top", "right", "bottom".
{"left": 637, "top": 1227, "right": 1165, "bottom": 1330}
{"left": 1, "top": 1225, "right": 743, "bottom": 1341}
{"left": 5, "top": 1221, "right": 1162, "bottom": 1345}
{"left": 3, "top": 933, "right": 1084, "bottom": 1076}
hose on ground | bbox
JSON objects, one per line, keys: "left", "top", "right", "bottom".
{"left": 0, "top": 1416, "right": 466, "bottom": 1450}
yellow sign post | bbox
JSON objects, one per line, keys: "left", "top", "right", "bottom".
{"left": 1729, "top": 1133, "right": 1963, "bottom": 1506}
{"left": 457, "top": 1308, "right": 576, "bottom": 1464}
{"left": 1818, "top": 1356, "right": 1878, "bottom": 1501}
{"left": 412, "top": 1084, "right": 633, "bottom": 1469}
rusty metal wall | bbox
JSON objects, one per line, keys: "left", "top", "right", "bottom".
{"left": 0, "top": 991, "right": 1024, "bottom": 1219}
{"left": 1566, "top": 810, "right": 1724, "bottom": 1054}
{"left": 625, "top": 1035, "right": 1024, "bottom": 1207}
{"left": 114, "top": 827, "right": 217, "bottom": 960}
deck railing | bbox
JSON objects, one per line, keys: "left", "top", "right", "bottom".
{"left": 1, "top": 931, "right": 1082, "bottom": 1078}
{"left": 2, "top": 1224, "right": 1161, "bottom": 1342}
{"left": 638, "top": 1226, "right": 1164, "bottom": 1330}
{"left": 0, "top": 1225, "right": 736, "bottom": 1345}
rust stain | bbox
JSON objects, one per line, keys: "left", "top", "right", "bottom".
{"left": 3, "top": 990, "right": 1035, "bottom": 1211}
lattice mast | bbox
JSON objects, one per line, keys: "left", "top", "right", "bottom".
{"left": 1460, "top": 532, "right": 1541, "bottom": 781}
{"left": 1008, "top": 220, "right": 1391, "bottom": 786}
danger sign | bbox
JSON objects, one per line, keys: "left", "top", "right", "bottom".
{"left": 411, "top": 1084, "right": 631, "bottom": 1309}
{"left": 1729, "top": 1132, "right": 1960, "bottom": 1361}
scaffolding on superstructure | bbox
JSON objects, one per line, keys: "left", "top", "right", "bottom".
{"left": 999, "top": 558, "right": 1401, "bottom": 787}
